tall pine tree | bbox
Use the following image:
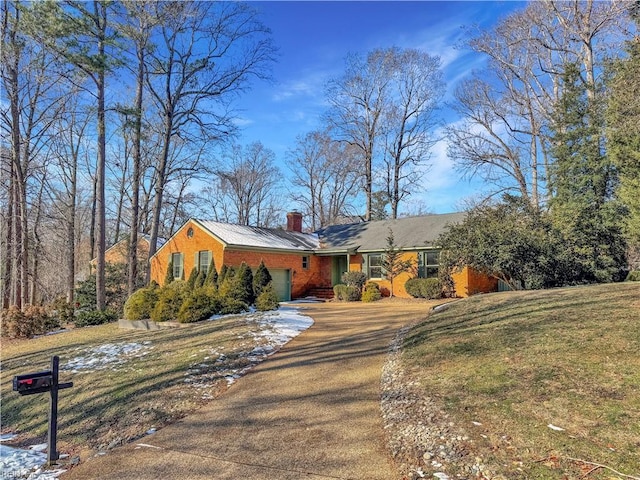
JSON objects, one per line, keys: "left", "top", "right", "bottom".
{"left": 607, "top": 14, "right": 640, "bottom": 269}
{"left": 550, "top": 63, "right": 627, "bottom": 282}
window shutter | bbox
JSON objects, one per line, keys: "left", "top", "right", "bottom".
{"left": 195, "top": 252, "right": 199, "bottom": 271}
{"left": 362, "top": 254, "right": 368, "bottom": 276}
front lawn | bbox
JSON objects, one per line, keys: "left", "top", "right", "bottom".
{"left": 403, "top": 282, "right": 640, "bottom": 479}
{"left": 0, "top": 309, "right": 310, "bottom": 462}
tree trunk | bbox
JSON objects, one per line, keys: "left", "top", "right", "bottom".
{"left": 128, "top": 37, "right": 145, "bottom": 295}
{"left": 94, "top": 0, "right": 107, "bottom": 311}
{"left": 66, "top": 157, "right": 77, "bottom": 304}
{"left": 147, "top": 114, "right": 171, "bottom": 283}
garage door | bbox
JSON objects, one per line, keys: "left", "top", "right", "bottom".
{"left": 270, "top": 269, "right": 291, "bottom": 302}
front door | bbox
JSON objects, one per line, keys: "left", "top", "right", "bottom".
{"left": 331, "top": 256, "right": 348, "bottom": 286}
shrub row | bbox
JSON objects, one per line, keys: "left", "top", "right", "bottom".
{"left": 123, "top": 261, "right": 279, "bottom": 323}
{"left": 404, "top": 278, "right": 442, "bottom": 299}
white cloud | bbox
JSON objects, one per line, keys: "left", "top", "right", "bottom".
{"left": 271, "top": 70, "right": 330, "bottom": 103}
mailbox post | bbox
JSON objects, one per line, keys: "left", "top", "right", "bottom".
{"left": 13, "top": 355, "right": 73, "bottom": 465}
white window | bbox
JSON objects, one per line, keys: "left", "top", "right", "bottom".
{"left": 171, "top": 252, "right": 184, "bottom": 280}
{"left": 302, "top": 255, "right": 309, "bottom": 270}
{"left": 197, "top": 250, "right": 211, "bottom": 272}
{"left": 368, "top": 254, "right": 383, "bottom": 279}
{"left": 418, "top": 251, "right": 440, "bottom": 279}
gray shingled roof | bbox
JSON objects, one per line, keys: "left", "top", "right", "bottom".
{"left": 197, "top": 220, "right": 319, "bottom": 251}
{"left": 315, "top": 212, "right": 466, "bottom": 252}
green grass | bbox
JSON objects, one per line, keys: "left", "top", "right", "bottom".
{"left": 403, "top": 283, "right": 640, "bottom": 479}
{"left": 1, "top": 314, "right": 274, "bottom": 457}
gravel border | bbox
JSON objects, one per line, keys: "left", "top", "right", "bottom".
{"left": 380, "top": 318, "right": 495, "bottom": 480}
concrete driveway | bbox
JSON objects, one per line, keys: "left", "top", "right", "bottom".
{"left": 62, "top": 300, "right": 434, "bottom": 480}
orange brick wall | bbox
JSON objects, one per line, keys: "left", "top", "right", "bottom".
{"left": 223, "top": 249, "right": 329, "bottom": 298}
{"left": 349, "top": 254, "right": 363, "bottom": 271}
{"left": 353, "top": 252, "right": 417, "bottom": 298}
{"left": 91, "top": 237, "right": 150, "bottom": 268}
{"left": 150, "top": 220, "right": 225, "bottom": 284}
{"left": 450, "top": 266, "right": 498, "bottom": 297}
{"left": 105, "top": 238, "right": 150, "bottom": 265}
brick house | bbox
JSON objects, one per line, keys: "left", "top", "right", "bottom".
{"left": 149, "top": 212, "right": 498, "bottom": 300}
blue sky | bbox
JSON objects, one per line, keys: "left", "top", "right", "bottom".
{"left": 233, "top": 1, "right": 526, "bottom": 214}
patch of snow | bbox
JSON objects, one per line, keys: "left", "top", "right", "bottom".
{"left": 0, "top": 444, "right": 66, "bottom": 479}
{"left": 185, "top": 307, "right": 313, "bottom": 393}
{"left": 135, "top": 443, "right": 162, "bottom": 450}
{"left": 198, "top": 220, "right": 319, "bottom": 251}
{"left": 547, "top": 424, "right": 565, "bottom": 431}
{"left": 284, "top": 298, "right": 324, "bottom": 304}
{"left": 1, "top": 433, "right": 18, "bottom": 442}
{"left": 62, "top": 342, "right": 153, "bottom": 373}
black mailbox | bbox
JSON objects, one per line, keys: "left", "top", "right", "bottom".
{"left": 13, "top": 371, "right": 54, "bottom": 395}
{"left": 12, "top": 356, "right": 74, "bottom": 465}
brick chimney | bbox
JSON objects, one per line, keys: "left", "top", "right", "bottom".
{"left": 286, "top": 211, "right": 303, "bottom": 233}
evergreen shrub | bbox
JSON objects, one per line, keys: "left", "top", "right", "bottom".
{"left": 187, "top": 267, "right": 199, "bottom": 290}
{"left": 177, "top": 287, "right": 221, "bottom": 323}
{"left": 253, "top": 261, "right": 272, "bottom": 297}
{"left": 151, "top": 281, "right": 188, "bottom": 322}
{"left": 74, "top": 309, "right": 117, "bottom": 328}
{"left": 124, "top": 286, "right": 159, "bottom": 320}
{"left": 361, "top": 282, "right": 382, "bottom": 302}
{"left": 219, "top": 297, "right": 249, "bottom": 315}
{"left": 333, "top": 284, "right": 361, "bottom": 301}
{"left": 231, "top": 262, "right": 254, "bottom": 305}
{"left": 405, "top": 278, "right": 442, "bottom": 299}
{"left": 255, "top": 282, "right": 279, "bottom": 311}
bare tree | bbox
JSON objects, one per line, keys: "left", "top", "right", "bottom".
{"left": 204, "top": 142, "right": 282, "bottom": 227}
{"left": 326, "top": 50, "right": 396, "bottom": 221}
{"left": 287, "top": 129, "right": 360, "bottom": 230}
{"left": 45, "top": 91, "right": 91, "bottom": 303}
{"left": 144, "top": 1, "right": 275, "bottom": 277}
{"left": 380, "top": 48, "right": 444, "bottom": 218}
{"left": 450, "top": 0, "right": 633, "bottom": 207}
{"left": 25, "top": 0, "right": 121, "bottom": 310}
{"left": 1, "top": 0, "right": 65, "bottom": 308}
{"left": 447, "top": 78, "right": 533, "bottom": 204}
{"left": 327, "top": 47, "right": 443, "bottom": 219}
{"left": 116, "top": 1, "right": 157, "bottom": 295}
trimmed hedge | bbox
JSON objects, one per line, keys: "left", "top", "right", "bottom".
{"left": 124, "top": 286, "right": 159, "bottom": 320}
{"left": 405, "top": 278, "right": 442, "bottom": 299}
{"left": 151, "top": 281, "right": 188, "bottom": 322}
